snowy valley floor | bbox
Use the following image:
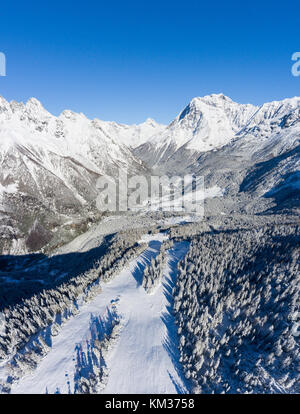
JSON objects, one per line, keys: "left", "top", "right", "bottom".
{"left": 10, "top": 234, "right": 190, "bottom": 394}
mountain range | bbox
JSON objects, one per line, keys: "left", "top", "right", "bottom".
{"left": 0, "top": 93, "right": 299, "bottom": 254}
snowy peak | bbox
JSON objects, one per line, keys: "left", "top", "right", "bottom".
{"left": 143, "top": 117, "right": 159, "bottom": 125}
{"left": 0, "top": 95, "right": 152, "bottom": 254}
{"left": 150, "top": 94, "right": 258, "bottom": 153}
{"left": 259, "top": 96, "right": 300, "bottom": 118}
{"left": 0, "top": 95, "right": 147, "bottom": 222}
{"left": 252, "top": 97, "right": 300, "bottom": 127}
{"left": 171, "top": 94, "right": 300, "bottom": 142}
{"left": 96, "top": 117, "right": 166, "bottom": 148}
{"left": 0, "top": 95, "right": 164, "bottom": 148}
{"left": 0, "top": 96, "right": 11, "bottom": 114}
{"left": 173, "top": 94, "right": 257, "bottom": 130}
{"left": 185, "top": 93, "right": 235, "bottom": 111}
{"left": 134, "top": 94, "right": 300, "bottom": 170}
{"left": 0, "top": 96, "right": 50, "bottom": 119}
{"left": 25, "top": 97, "right": 46, "bottom": 111}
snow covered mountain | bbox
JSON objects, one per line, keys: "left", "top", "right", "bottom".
{"left": 0, "top": 96, "right": 148, "bottom": 254}
{"left": 0, "top": 93, "right": 299, "bottom": 254}
{"left": 134, "top": 94, "right": 257, "bottom": 168}
{"left": 135, "top": 93, "right": 300, "bottom": 170}
{"left": 187, "top": 96, "right": 300, "bottom": 212}
{"left": 135, "top": 94, "right": 300, "bottom": 214}
{"left": 98, "top": 117, "right": 166, "bottom": 148}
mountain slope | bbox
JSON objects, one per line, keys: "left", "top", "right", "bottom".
{"left": 98, "top": 117, "right": 166, "bottom": 148}
{"left": 134, "top": 94, "right": 300, "bottom": 215}
{"left": 4, "top": 233, "right": 190, "bottom": 394}
{"left": 0, "top": 96, "right": 147, "bottom": 254}
{"left": 135, "top": 94, "right": 300, "bottom": 171}
{"left": 1, "top": 93, "right": 299, "bottom": 254}
{"left": 134, "top": 94, "right": 258, "bottom": 169}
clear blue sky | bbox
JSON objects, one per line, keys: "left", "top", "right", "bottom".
{"left": 0, "top": 0, "right": 299, "bottom": 124}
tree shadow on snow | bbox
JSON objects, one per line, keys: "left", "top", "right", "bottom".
{"left": 131, "top": 240, "right": 162, "bottom": 286}
{"left": 73, "top": 306, "right": 119, "bottom": 394}
{"left": 0, "top": 234, "right": 116, "bottom": 310}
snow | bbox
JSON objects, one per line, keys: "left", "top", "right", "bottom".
{"left": 147, "top": 178, "right": 223, "bottom": 214}
{"left": 1, "top": 93, "right": 298, "bottom": 226}
{"left": 265, "top": 171, "right": 300, "bottom": 196}
{"left": 135, "top": 94, "right": 300, "bottom": 170}
{"left": 146, "top": 94, "right": 259, "bottom": 157}
{"left": 10, "top": 235, "right": 190, "bottom": 394}
{"left": 103, "top": 241, "right": 190, "bottom": 394}
{"left": 1, "top": 91, "right": 299, "bottom": 393}
{"left": 0, "top": 95, "right": 146, "bottom": 197}
{"left": 160, "top": 216, "right": 199, "bottom": 226}
{"left": 1, "top": 94, "right": 300, "bottom": 166}
{"left": 98, "top": 117, "right": 166, "bottom": 148}
{"left": 139, "top": 232, "right": 168, "bottom": 244}
{"left": 0, "top": 182, "right": 18, "bottom": 195}
{"left": 54, "top": 215, "right": 167, "bottom": 255}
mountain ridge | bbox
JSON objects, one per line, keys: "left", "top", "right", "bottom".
{"left": 0, "top": 93, "right": 299, "bottom": 255}
{"left": 134, "top": 93, "right": 300, "bottom": 168}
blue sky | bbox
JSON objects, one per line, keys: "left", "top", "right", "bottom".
{"left": 0, "top": 0, "right": 299, "bottom": 124}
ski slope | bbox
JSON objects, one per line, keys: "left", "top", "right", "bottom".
{"left": 11, "top": 234, "right": 190, "bottom": 394}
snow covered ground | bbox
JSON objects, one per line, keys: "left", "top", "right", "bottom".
{"left": 54, "top": 213, "right": 199, "bottom": 255}
{"left": 10, "top": 234, "right": 190, "bottom": 394}
{"left": 103, "top": 240, "right": 190, "bottom": 394}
